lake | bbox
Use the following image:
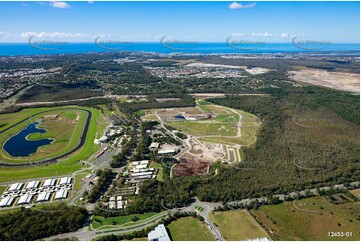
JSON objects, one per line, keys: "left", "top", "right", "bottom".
{"left": 3, "top": 121, "right": 53, "bottom": 157}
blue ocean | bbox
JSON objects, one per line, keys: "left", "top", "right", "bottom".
{"left": 0, "top": 42, "right": 359, "bottom": 56}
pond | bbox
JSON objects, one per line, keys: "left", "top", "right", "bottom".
{"left": 174, "top": 115, "right": 186, "bottom": 120}
{"left": 3, "top": 121, "right": 53, "bottom": 157}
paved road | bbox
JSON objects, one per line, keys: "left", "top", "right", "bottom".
{"left": 44, "top": 181, "right": 359, "bottom": 241}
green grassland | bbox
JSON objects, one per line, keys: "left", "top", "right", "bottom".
{"left": 250, "top": 196, "right": 360, "bottom": 241}
{"left": 210, "top": 210, "right": 269, "bottom": 241}
{"left": 91, "top": 212, "right": 158, "bottom": 230}
{"left": 0, "top": 106, "right": 104, "bottom": 182}
{"left": 0, "top": 186, "right": 5, "bottom": 195}
{"left": 150, "top": 161, "right": 163, "bottom": 181}
{"left": 160, "top": 101, "right": 260, "bottom": 147}
{"left": 167, "top": 217, "right": 215, "bottom": 241}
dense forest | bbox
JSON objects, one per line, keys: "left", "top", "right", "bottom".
{"left": 0, "top": 204, "right": 87, "bottom": 241}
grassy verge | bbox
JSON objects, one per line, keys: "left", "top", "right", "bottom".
{"left": 92, "top": 212, "right": 158, "bottom": 230}
{"left": 167, "top": 217, "right": 215, "bottom": 241}
{"left": 210, "top": 210, "right": 269, "bottom": 241}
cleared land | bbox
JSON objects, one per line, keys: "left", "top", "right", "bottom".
{"left": 210, "top": 210, "right": 269, "bottom": 241}
{"left": 167, "top": 217, "right": 215, "bottom": 241}
{"left": 289, "top": 69, "right": 360, "bottom": 93}
{"left": 146, "top": 100, "right": 261, "bottom": 163}
{"left": 250, "top": 195, "right": 360, "bottom": 241}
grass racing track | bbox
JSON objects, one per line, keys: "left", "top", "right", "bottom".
{"left": 0, "top": 106, "right": 104, "bottom": 182}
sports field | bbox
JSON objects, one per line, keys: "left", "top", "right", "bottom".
{"left": 167, "top": 216, "right": 215, "bottom": 241}
{"left": 210, "top": 210, "right": 269, "bottom": 241}
{"left": 250, "top": 195, "right": 360, "bottom": 241}
{"left": 0, "top": 106, "right": 105, "bottom": 182}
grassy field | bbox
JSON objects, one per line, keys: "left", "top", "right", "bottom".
{"left": 350, "top": 189, "right": 360, "bottom": 199}
{"left": 0, "top": 106, "right": 104, "bottom": 182}
{"left": 250, "top": 195, "right": 360, "bottom": 241}
{"left": 91, "top": 212, "right": 158, "bottom": 229}
{"left": 149, "top": 161, "right": 163, "bottom": 181}
{"left": 210, "top": 210, "right": 269, "bottom": 241}
{"left": 0, "top": 185, "right": 5, "bottom": 195}
{"left": 155, "top": 101, "right": 260, "bottom": 147}
{"left": 73, "top": 173, "right": 88, "bottom": 190}
{"left": 167, "top": 217, "right": 215, "bottom": 241}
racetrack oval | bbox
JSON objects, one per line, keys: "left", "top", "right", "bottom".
{"left": 0, "top": 107, "right": 93, "bottom": 167}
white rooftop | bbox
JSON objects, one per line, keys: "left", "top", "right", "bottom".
{"left": 59, "top": 177, "right": 72, "bottom": 185}
{"left": 26, "top": 181, "right": 40, "bottom": 189}
{"left": 0, "top": 197, "right": 14, "bottom": 207}
{"left": 54, "top": 190, "right": 68, "bottom": 200}
{"left": 8, "top": 183, "right": 23, "bottom": 191}
{"left": 148, "top": 224, "right": 171, "bottom": 241}
{"left": 36, "top": 192, "right": 51, "bottom": 202}
{"left": 18, "top": 194, "right": 33, "bottom": 205}
{"left": 43, "top": 179, "right": 56, "bottom": 187}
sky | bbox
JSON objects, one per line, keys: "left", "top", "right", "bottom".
{"left": 0, "top": 1, "right": 359, "bottom": 43}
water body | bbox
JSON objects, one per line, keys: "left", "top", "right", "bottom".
{"left": 3, "top": 121, "right": 53, "bottom": 157}
{"left": 0, "top": 43, "right": 359, "bottom": 56}
{"left": 175, "top": 115, "right": 186, "bottom": 120}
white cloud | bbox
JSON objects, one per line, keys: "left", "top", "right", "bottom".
{"left": 0, "top": 31, "right": 14, "bottom": 38}
{"left": 50, "top": 1, "right": 71, "bottom": 9}
{"left": 88, "top": 1, "right": 94, "bottom": 3}
{"left": 21, "top": 32, "right": 89, "bottom": 38}
{"left": 229, "top": 2, "right": 256, "bottom": 10}
{"left": 21, "top": 3, "right": 28, "bottom": 7}
{"left": 231, "top": 33, "right": 246, "bottom": 36}
{"left": 251, "top": 32, "right": 274, "bottom": 37}
{"left": 280, "top": 33, "right": 297, "bottom": 38}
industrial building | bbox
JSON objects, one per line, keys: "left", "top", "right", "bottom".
{"left": 108, "top": 196, "right": 127, "bottom": 209}
{"left": 43, "top": 179, "right": 56, "bottom": 187}
{"left": 148, "top": 224, "right": 171, "bottom": 241}
{"left": 54, "top": 190, "right": 68, "bottom": 200}
{"left": 158, "top": 149, "right": 177, "bottom": 155}
{"left": 0, "top": 177, "right": 74, "bottom": 208}
{"left": 0, "top": 197, "right": 14, "bottom": 207}
{"left": 18, "top": 194, "right": 33, "bottom": 205}
{"left": 8, "top": 183, "right": 23, "bottom": 191}
{"left": 26, "top": 181, "right": 40, "bottom": 190}
{"left": 149, "top": 142, "right": 160, "bottom": 150}
{"left": 59, "top": 177, "right": 72, "bottom": 185}
{"left": 36, "top": 192, "right": 51, "bottom": 202}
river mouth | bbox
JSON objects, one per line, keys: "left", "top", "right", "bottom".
{"left": 3, "top": 121, "right": 54, "bottom": 157}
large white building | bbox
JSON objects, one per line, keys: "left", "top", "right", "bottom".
{"left": 26, "top": 181, "right": 40, "bottom": 190}
{"left": 0, "top": 197, "right": 14, "bottom": 207}
{"left": 43, "top": 179, "right": 56, "bottom": 187}
{"left": 8, "top": 183, "right": 23, "bottom": 191}
{"left": 54, "top": 190, "right": 68, "bottom": 200}
{"left": 148, "top": 224, "right": 171, "bottom": 241}
{"left": 36, "top": 192, "right": 51, "bottom": 202}
{"left": 17, "top": 194, "right": 33, "bottom": 205}
{"left": 59, "top": 177, "right": 72, "bottom": 185}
